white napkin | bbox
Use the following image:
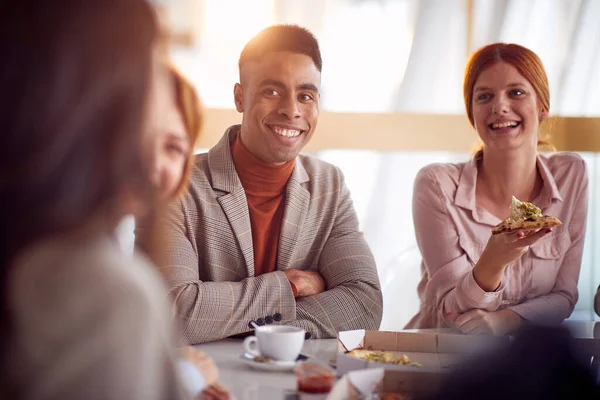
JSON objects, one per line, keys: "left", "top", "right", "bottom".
{"left": 327, "top": 368, "right": 385, "bottom": 399}
{"left": 177, "top": 359, "right": 206, "bottom": 397}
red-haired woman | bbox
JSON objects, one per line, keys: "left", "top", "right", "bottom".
{"left": 132, "top": 65, "right": 202, "bottom": 251}
{"left": 148, "top": 65, "right": 202, "bottom": 200}
{"left": 136, "top": 66, "right": 229, "bottom": 398}
{"left": 406, "top": 43, "right": 588, "bottom": 335}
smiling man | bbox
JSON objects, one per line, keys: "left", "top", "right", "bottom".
{"left": 159, "top": 25, "right": 382, "bottom": 344}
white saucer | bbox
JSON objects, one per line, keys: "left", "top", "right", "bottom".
{"left": 240, "top": 353, "right": 299, "bottom": 372}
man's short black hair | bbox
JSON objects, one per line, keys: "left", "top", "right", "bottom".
{"left": 238, "top": 24, "right": 322, "bottom": 72}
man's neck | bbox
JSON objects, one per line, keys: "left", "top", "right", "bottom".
{"left": 231, "top": 131, "right": 295, "bottom": 193}
{"left": 238, "top": 127, "right": 287, "bottom": 167}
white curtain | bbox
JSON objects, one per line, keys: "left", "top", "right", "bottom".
{"left": 471, "top": 0, "right": 600, "bottom": 116}
{"left": 167, "top": 0, "right": 600, "bottom": 116}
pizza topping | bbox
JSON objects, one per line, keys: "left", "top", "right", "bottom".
{"left": 508, "top": 196, "right": 542, "bottom": 222}
{"left": 492, "top": 197, "right": 561, "bottom": 235}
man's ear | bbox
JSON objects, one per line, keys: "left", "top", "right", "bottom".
{"left": 234, "top": 83, "right": 243, "bottom": 113}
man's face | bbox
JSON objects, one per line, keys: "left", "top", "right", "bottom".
{"left": 234, "top": 51, "right": 321, "bottom": 165}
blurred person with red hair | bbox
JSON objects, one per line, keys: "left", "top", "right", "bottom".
{"left": 133, "top": 65, "right": 202, "bottom": 251}
{"left": 137, "top": 64, "right": 230, "bottom": 399}
{"left": 149, "top": 65, "right": 203, "bottom": 200}
{"left": 406, "top": 43, "right": 588, "bottom": 335}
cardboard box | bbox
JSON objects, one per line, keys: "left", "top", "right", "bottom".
{"left": 335, "top": 329, "right": 510, "bottom": 398}
{"left": 334, "top": 324, "right": 600, "bottom": 398}
{"left": 336, "top": 329, "right": 510, "bottom": 374}
{"left": 328, "top": 368, "right": 431, "bottom": 400}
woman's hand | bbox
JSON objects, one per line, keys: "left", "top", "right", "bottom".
{"left": 199, "top": 383, "right": 231, "bottom": 400}
{"left": 449, "top": 308, "right": 523, "bottom": 336}
{"left": 180, "top": 347, "right": 219, "bottom": 386}
{"left": 474, "top": 228, "right": 552, "bottom": 291}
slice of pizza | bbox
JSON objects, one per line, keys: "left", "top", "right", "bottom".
{"left": 346, "top": 349, "right": 422, "bottom": 367}
{"left": 491, "top": 196, "right": 562, "bottom": 235}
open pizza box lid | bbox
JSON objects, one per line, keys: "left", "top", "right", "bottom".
{"left": 334, "top": 329, "right": 510, "bottom": 398}
{"left": 327, "top": 367, "right": 440, "bottom": 400}
{"left": 337, "top": 329, "right": 510, "bottom": 373}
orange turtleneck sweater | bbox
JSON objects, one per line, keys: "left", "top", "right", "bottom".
{"left": 231, "top": 132, "right": 295, "bottom": 277}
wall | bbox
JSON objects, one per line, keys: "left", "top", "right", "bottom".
{"left": 199, "top": 108, "right": 600, "bottom": 152}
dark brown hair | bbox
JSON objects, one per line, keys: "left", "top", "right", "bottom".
{"left": 0, "top": 0, "right": 158, "bottom": 356}
{"left": 239, "top": 24, "right": 322, "bottom": 72}
{"left": 464, "top": 43, "right": 554, "bottom": 151}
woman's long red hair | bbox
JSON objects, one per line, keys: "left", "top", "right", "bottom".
{"left": 464, "top": 43, "right": 553, "bottom": 150}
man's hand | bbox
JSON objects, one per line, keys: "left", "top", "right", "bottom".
{"left": 180, "top": 347, "right": 219, "bottom": 386}
{"left": 447, "top": 308, "right": 523, "bottom": 336}
{"left": 283, "top": 269, "right": 326, "bottom": 297}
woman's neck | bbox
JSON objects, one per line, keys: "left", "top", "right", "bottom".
{"left": 478, "top": 146, "right": 540, "bottom": 204}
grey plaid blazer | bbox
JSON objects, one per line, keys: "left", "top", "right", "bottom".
{"left": 160, "top": 126, "right": 382, "bottom": 344}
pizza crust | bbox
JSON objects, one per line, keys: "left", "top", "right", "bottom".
{"left": 491, "top": 215, "right": 562, "bottom": 235}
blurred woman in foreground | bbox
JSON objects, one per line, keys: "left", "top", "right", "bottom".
{"left": 0, "top": 1, "right": 217, "bottom": 398}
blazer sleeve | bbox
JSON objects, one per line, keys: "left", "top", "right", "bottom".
{"left": 290, "top": 168, "right": 383, "bottom": 338}
{"left": 158, "top": 198, "right": 298, "bottom": 345}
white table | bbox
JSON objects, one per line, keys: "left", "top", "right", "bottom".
{"left": 194, "top": 338, "right": 339, "bottom": 399}
{"left": 195, "top": 322, "right": 600, "bottom": 398}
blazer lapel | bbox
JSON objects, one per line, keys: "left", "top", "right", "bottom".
{"left": 208, "top": 126, "right": 255, "bottom": 277}
{"left": 278, "top": 158, "right": 310, "bottom": 270}
{"left": 217, "top": 190, "right": 254, "bottom": 277}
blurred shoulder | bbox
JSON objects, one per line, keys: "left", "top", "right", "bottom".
{"left": 10, "top": 235, "right": 168, "bottom": 320}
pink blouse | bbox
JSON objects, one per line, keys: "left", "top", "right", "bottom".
{"left": 405, "top": 152, "right": 588, "bottom": 329}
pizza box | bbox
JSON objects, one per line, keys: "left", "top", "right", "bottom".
{"left": 336, "top": 329, "right": 511, "bottom": 374}
{"left": 334, "top": 329, "right": 510, "bottom": 398}
{"left": 327, "top": 368, "right": 429, "bottom": 400}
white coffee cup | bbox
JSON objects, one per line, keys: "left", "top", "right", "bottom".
{"left": 243, "top": 326, "right": 306, "bottom": 362}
